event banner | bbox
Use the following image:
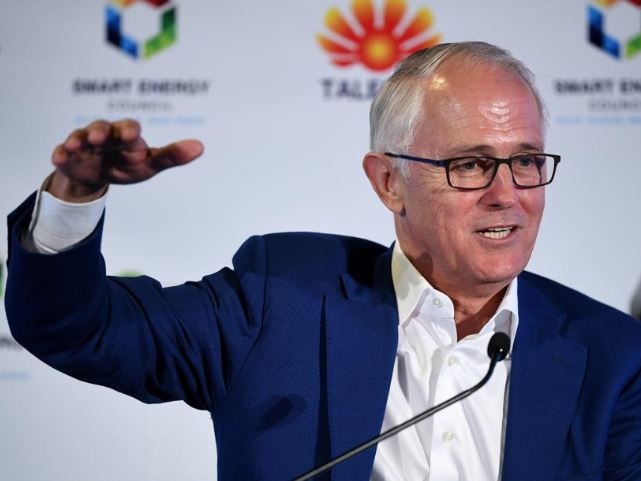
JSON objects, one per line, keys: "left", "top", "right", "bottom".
{"left": 1, "top": 1, "right": 640, "bottom": 479}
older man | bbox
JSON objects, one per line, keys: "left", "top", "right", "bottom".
{"left": 6, "top": 42, "right": 641, "bottom": 481}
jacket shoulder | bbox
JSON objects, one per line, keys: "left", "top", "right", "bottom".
{"left": 233, "top": 232, "right": 388, "bottom": 286}
{"left": 519, "top": 270, "right": 641, "bottom": 343}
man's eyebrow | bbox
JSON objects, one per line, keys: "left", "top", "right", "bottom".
{"left": 443, "top": 142, "right": 544, "bottom": 157}
{"left": 517, "top": 142, "right": 545, "bottom": 152}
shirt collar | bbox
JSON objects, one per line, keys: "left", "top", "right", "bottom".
{"left": 391, "top": 241, "right": 432, "bottom": 325}
{"left": 391, "top": 241, "right": 519, "bottom": 348}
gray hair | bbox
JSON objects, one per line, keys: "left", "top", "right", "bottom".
{"left": 369, "top": 41, "right": 547, "bottom": 175}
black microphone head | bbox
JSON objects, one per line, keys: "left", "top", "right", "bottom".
{"left": 487, "top": 332, "right": 511, "bottom": 361}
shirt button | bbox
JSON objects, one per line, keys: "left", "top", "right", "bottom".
{"left": 441, "top": 431, "right": 455, "bottom": 442}
{"left": 433, "top": 297, "right": 443, "bottom": 308}
{"left": 447, "top": 356, "right": 458, "bottom": 367}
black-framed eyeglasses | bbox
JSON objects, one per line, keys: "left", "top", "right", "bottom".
{"left": 385, "top": 152, "right": 561, "bottom": 190}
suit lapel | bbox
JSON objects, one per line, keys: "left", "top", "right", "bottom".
{"left": 319, "top": 249, "right": 587, "bottom": 481}
{"left": 322, "top": 247, "right": 398, "bottom": 481}
{"left": 501, "top": 276, "right": 587, "bottom": 481}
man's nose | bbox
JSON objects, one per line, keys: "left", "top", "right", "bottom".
{"left": 483, "top": 164, "right": 517, "bottom": 206}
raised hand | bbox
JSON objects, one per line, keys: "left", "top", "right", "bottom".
{"left": 48, "top": 119, "right": 204, "bottom": 202}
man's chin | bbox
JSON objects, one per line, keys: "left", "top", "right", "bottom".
{"left": 475, "top": 265, "right": 525, "bottom": 287}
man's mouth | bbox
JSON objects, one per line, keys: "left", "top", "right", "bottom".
{"left": 478, "top": 227, "right": 514, "bottom": 239}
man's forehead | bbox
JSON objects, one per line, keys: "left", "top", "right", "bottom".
{"left": 417, "top": 62, "right": 544, "bottom": 126}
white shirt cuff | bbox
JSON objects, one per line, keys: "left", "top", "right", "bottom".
{"left": 26, "top": 179, "right": 107, "bottom": 254}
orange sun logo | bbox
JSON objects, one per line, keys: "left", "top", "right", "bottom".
{"left": 317, "top": 0, "right": 441, "bottom": 72}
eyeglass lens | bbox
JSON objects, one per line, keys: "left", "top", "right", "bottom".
{"left": 448, "top": 155, "right": 555, "bottom": 189}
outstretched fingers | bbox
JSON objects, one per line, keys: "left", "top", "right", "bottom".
{"left": 52, "top": 120, "right": 126, "bottom": 167}
{"left": 97, "top": 139, "right": 204, "bottom": 184}
{"left": 49, "top": 119, "right": 204, "bottom": 195}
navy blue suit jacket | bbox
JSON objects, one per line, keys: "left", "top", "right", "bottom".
{"left": 6, "top": 194, "right": 641, "bottom": 480}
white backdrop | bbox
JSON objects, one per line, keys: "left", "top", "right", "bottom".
{"left": 2, "top": 0, "right": 641, "bottom": 479}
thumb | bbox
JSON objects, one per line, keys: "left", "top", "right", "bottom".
{"left": 148, "top": 139, "right": 204, "bottom": 173}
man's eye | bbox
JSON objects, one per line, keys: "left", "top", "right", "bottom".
{"left": 459, "top": 161, "right": 477, "bottom": 170}
{"left": 517, "top": 156, "right": 534, "bottom": 167}
{"left": 450, "top": 158, "right": 494, "bottom": 172}
{"left": 451, "top": 159, "right": 479, "bottom": 171}
{"left": 515, "top": 155, "right": 544, "bottom": 168}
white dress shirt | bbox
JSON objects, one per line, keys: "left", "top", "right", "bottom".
{"left": 371, "top": 243, "right": 518, "bottom": 481}
{"left": 28, "top": 189, "right": 519, "bottom": 480}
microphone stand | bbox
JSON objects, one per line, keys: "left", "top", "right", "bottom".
{"left": 292, "top": 333, "right": 510, "bottom": 481}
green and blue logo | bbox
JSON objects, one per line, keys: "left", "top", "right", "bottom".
{"left": 588, "top": 0, "right": 641, "bottom": 59}
{"left": 106, "top": 0, "right": 177, "bottom": 60}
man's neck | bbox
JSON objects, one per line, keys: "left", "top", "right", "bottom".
{"left": 450, "top": 287, "right": 507, "bottom": 340}
{"left": 391, "top": 241, "right": 513, "bottom": 340}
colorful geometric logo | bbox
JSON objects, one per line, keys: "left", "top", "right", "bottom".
{"left": 317, "top": 0, "right": 441, "bottom": 72}
{"left": 588, "top": 0, "right": 641, "bottom": 59}
{"left": 106, "top": 0, "right": 177, "bottom": 60}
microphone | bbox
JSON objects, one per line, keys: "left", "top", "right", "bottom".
{"left": 487, "top": 331, "right": 510, "bottom": 361}
{"left": 292, "top": 332, "right": 511, "bottom": 481}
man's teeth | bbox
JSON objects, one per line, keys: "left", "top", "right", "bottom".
{"left": 480, "top": 227, "right": 513, "bottom": 239}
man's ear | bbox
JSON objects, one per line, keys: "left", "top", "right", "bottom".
{"left": 362, "top": 152, "right": 405, "bottom": 215}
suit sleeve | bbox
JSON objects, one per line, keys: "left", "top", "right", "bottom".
{"left": 5, "top": 193, "right": 266, "bottom": 411}
{"left": 603, "top": 362, "right": 641, "bottom": 480}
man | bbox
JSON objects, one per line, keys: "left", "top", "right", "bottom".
{"left": 6, "top": 42, "right": 641, "bottom": 480}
